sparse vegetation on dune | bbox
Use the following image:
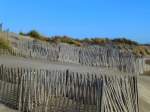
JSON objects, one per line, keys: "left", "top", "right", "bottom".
{"left": 112, "top": 38, "right": 138, "bottom": 45}
{"left": 0, "top": 36, "right": 11, "bottom": 50}
{"left": 49, "top": 36, "right": 82, "bottom": 46}
{"left": 19, "top": 30, "right": 49, "bottom": 42}
{"left": 19, "top": 30, "right": 150, "bottom": 56}
{"left": 19, "top": 30, "right": 139, "bottom": 45}
{"left": 132, "top": 46, "right": 150, "bottom": 56}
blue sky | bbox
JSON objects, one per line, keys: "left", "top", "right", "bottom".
{"left": 0, "top": 0, "right": 150, "bottom": 43}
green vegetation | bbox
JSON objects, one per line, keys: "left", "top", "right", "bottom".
{"left": 78, "top": 38, "right": 111, "bottom": 45}
{"left": 19, "top": 30, "right": 150, "bottom": 56}
{"left": 20, "top": 30, "right": 41, "bottom": 38}
{"left": 132, "top": 46, "right": 150, "bottom": 56}
{"left": 50, "top": 36, "right": 82, "bottom": 46}
{"left": 20, "top": 30, "right": 139, "bottom": 46}
{"left": 19, "top": 30, "right": 49, "bottom": 42}
{"left": 112, "top": 38, "right": 138, "bottom": 45}
{"left": 0, "top": 37, "right": 11, "bottom": 50}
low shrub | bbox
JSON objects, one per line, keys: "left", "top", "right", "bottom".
{"left": 0, "top": 37, "right": 11, "bottom": 50}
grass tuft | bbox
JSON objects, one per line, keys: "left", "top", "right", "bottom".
{"left": 0, "top": 36, "right": 11, "bottom": 50}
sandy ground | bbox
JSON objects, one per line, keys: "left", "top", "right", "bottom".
{"left": 138, "top": 75, "right": 150, "bottom": 112}
{"left": 0, "top": 56, "right": 150, "bottom": 112}
{"left": 0, "top": 104, "right": 18, "bottom": 112}
{"left": 1, "top": 76, "right": 150, "bottom": 112}
{"left": 0, "top": 55, "right": 129, "bottom": 76}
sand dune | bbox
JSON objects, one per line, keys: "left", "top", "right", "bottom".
{"left": 138, "top": 75, "right": 150, "bottom": 112}
{"left": 0, "top": 104, "right": 18, "bottom": 112}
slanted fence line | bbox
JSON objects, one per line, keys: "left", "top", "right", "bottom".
{"left": 0, "top": 40, "right": 145, "bottom": 74}
{"left": 0, "top": 32, "right": 142, "bottom": 112}
{"left": 0, "top": 31, "right": 147, "bottom": 74}
{"left": 0, "top": 64, "right": 138, "bottom": 112}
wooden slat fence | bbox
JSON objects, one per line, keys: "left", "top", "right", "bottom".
{"left": 0, "top": 46, "right": 144, "bottom": 74}
{"left": 0, "top": 31, "right": 146, "bottom": 74}
{"left": 0, "top": 64, "right": 138, "bottom": 112}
